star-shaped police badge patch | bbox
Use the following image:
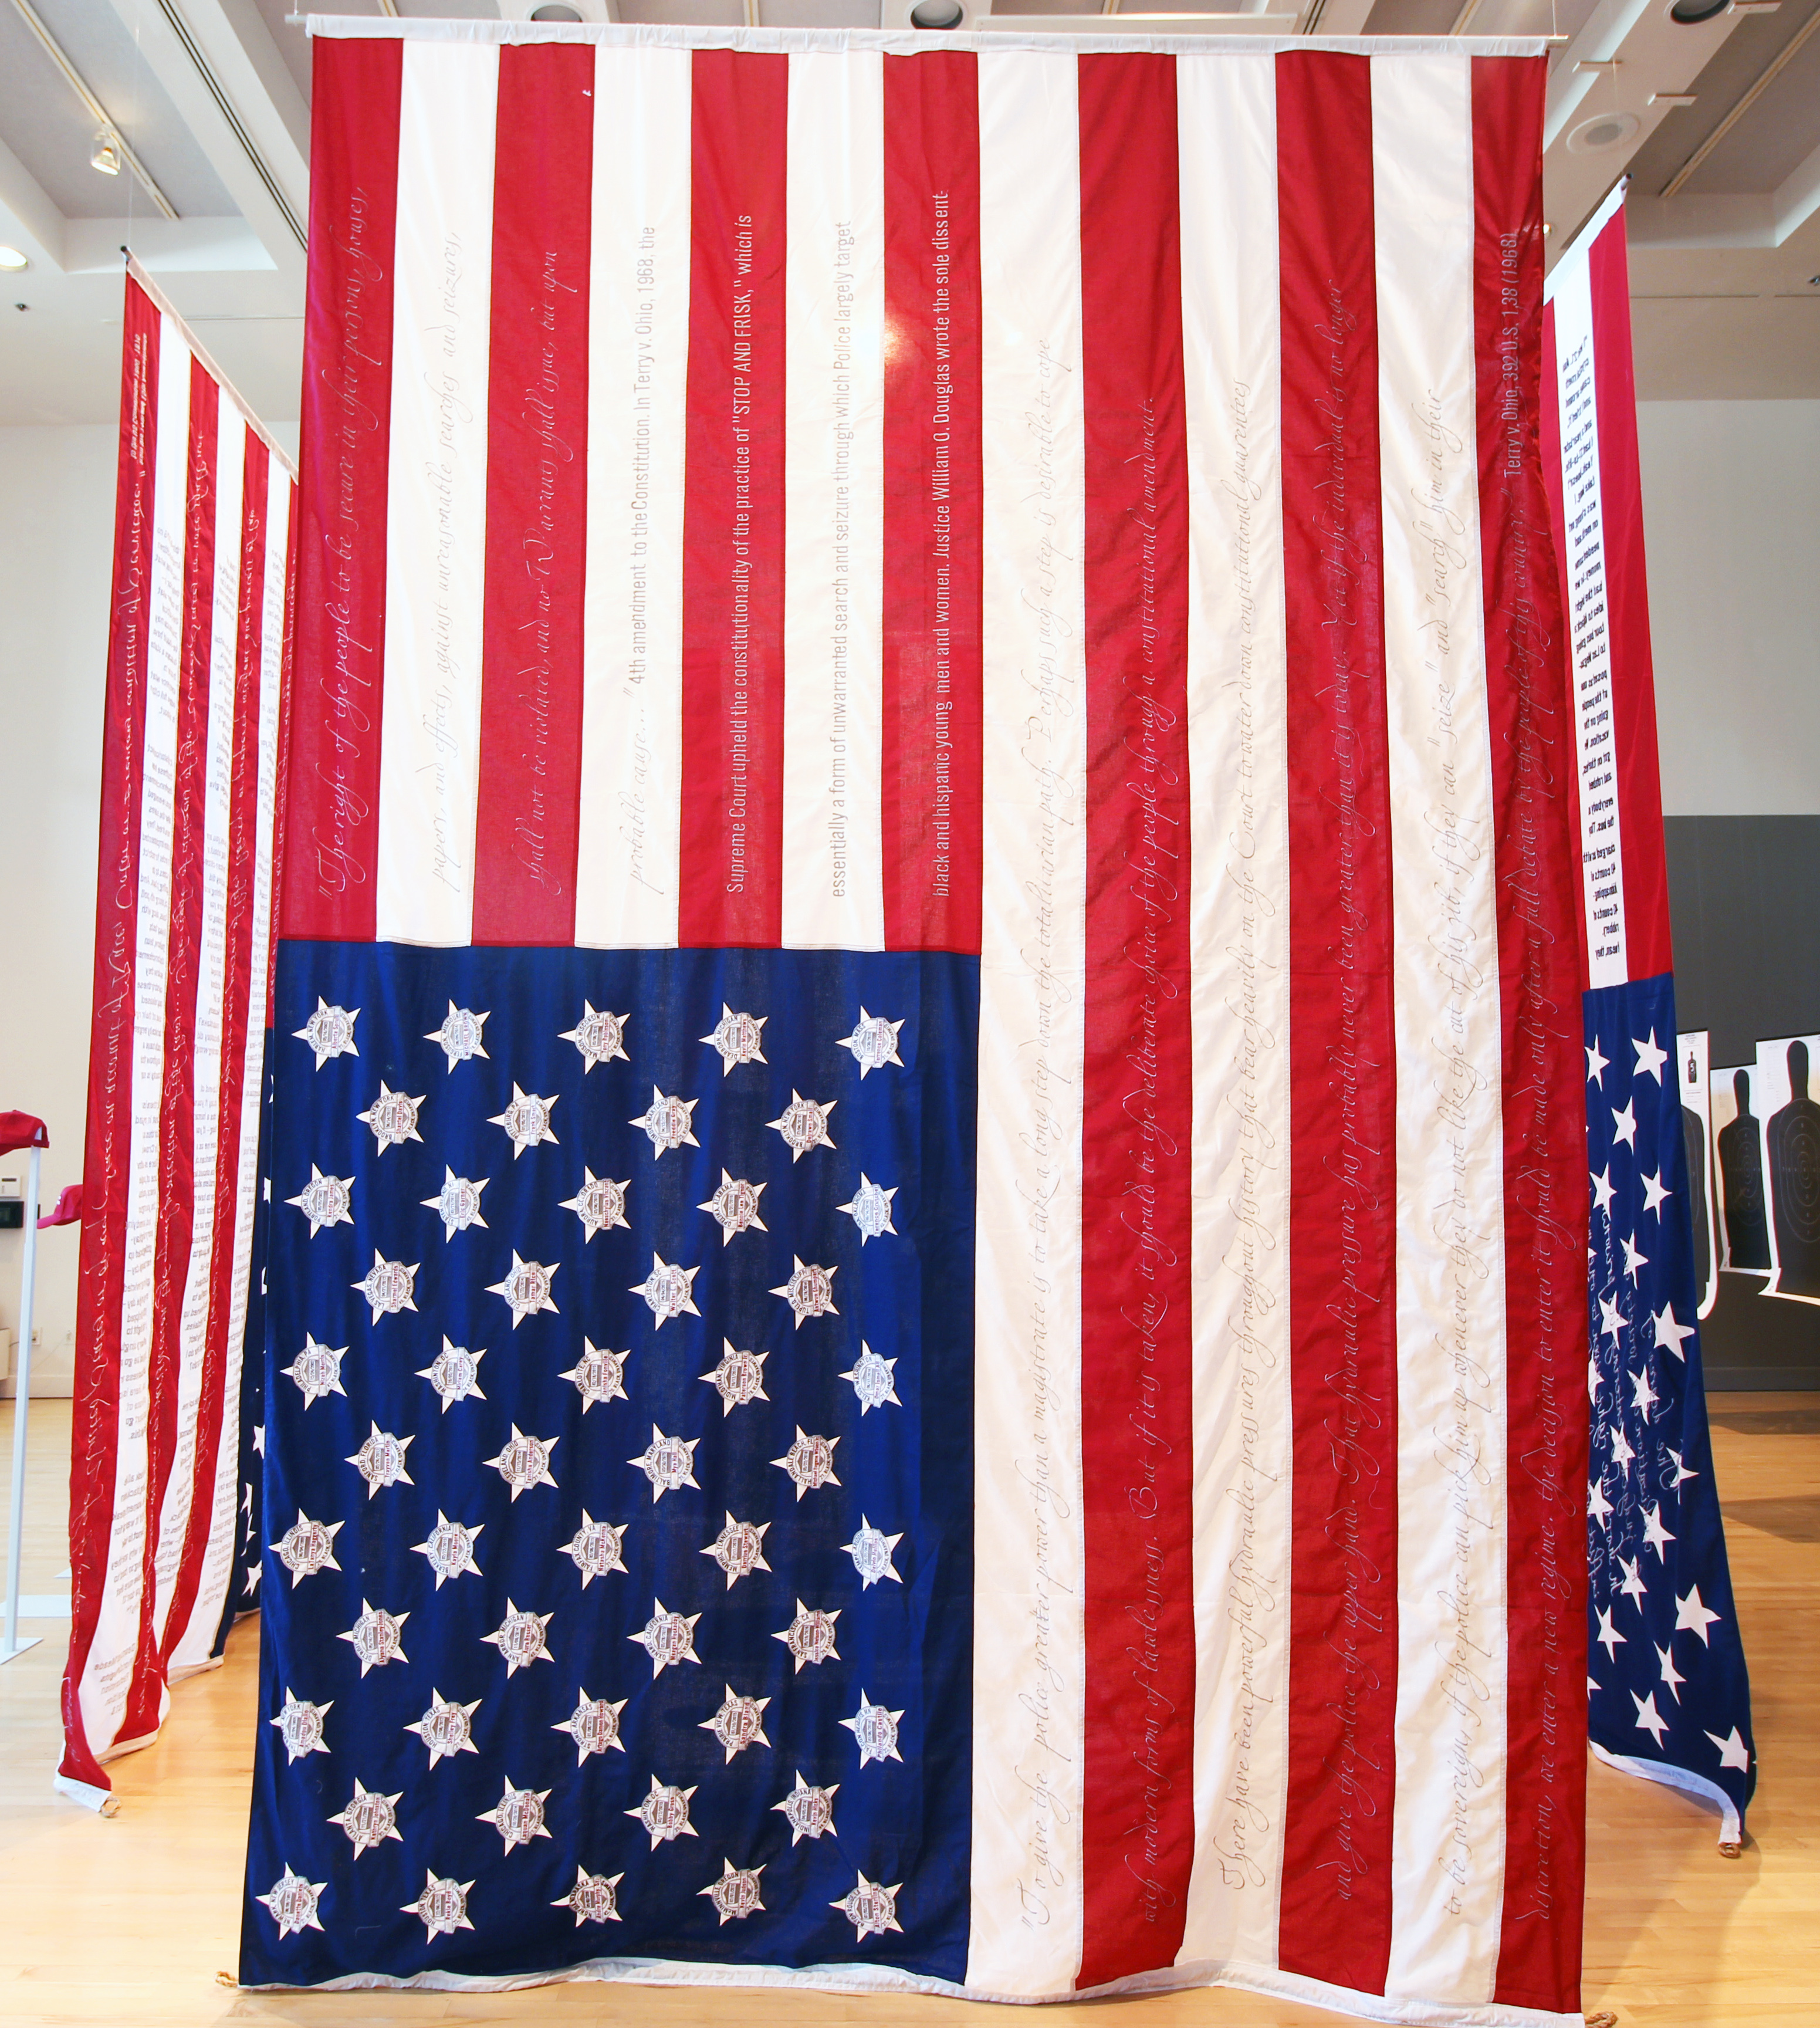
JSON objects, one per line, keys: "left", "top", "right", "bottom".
{"left": 701, "top": 1003, "right": 767, "bottom": 1074}
{"left": 426, "top": 1001, "right": 489, "bottom": 1071}
{"left": 287, "top": 1164, "right": 353, "bottom": 1236}
{"left": 560, "top": 1002, "right": 630, "bottom": 1071}
{"left": 294, "top": 998, "right": 357, "bottom": 1070}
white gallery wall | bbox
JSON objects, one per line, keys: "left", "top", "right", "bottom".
{"left": 0, "top": 398, "right": 1815, "bottom": 1385}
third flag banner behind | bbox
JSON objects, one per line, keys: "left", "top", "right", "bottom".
{"left": 1542, "top": 185, "right": 1755, "bottom": 1845}
{"left": 248, "top": 21, "right": 1591, "bottom": 2023}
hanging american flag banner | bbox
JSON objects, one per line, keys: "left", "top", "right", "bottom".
{"left": 59, "top": 261, "right": 296, "bottom": 1804}
{"left": 245, "top": 22, "right": 1590, "bottom": 2021}
{"left": 1541, "top": 186, "right": 1755, "bottom": 1847}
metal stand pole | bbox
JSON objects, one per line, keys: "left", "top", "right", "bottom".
{"left": 2, "top": 1144, "right": 43, "bottom": 1663}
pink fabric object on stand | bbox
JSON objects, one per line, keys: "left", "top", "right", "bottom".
{"left": 38, "top": 1187, "right": 81, "bottom": 1231}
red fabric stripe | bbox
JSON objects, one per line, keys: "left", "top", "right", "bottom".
{"left": 1074, "top": 50, "right": 1195, "bottom": 1986}
{"left": 1536, "top": 298, "right": 1591, "bottom": 989}
{"left": 281, "top": 35, "right": 402, "bottom": 941}
{"left": 124, "top": 357, "right": 218, "bottom": 1742}
{"left": 472, "top": 42, "right": 593, "bottom": 945}
{"left": 880, "top": 51, "right": 982, "bottom": 955}
{"left": 61, "top": 279, "right": 162, "bottom": 1792}
{"left": 1587, "top": 211, "right": 1672, "bottom": 983}
{"left": 1472, "top": 58, "right": 1591, "bottom": 2015}
{"left": 161, "top": 430, "right": 269, "bottom": 1665}
{"left": 269, "top": 485, "right": 299, "bottom": 1002}
{"left": 1274, "top": 50, "right": 1399, "bottom": 1997}
{"left": 678, "top": 50, "right": 789, "bottom": 948}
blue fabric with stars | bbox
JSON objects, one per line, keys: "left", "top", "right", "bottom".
{"left": 1584, "top": 970, "right": 1755, "bottom": 1835}
{"left": 239, "top": 944, "right": 977, "bottom": 1988}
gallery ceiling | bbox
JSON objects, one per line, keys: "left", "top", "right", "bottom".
{"left": 0, "top": 0, "right": 1814, "bottom": 430}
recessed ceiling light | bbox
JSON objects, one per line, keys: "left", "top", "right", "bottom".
{"left": 1567, "top": 110, "right": 1641, "bottom": 154}
{"left": 1668, "top": 0, "right": 1728, "bottom": 19}
{"left": 91, "top": 130, "right": 122, "bottom": 177}
{"left": 0, "top": 246, "right": 28, "bottom": 272}
{"left": 910, "top": 0, "right": 966, "bottom": 23}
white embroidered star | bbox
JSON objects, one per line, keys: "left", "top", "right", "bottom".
{"left": 833, "top": 1871, "right": 903, "bottom": 1941}
{"left": 771, "top": 1256, "right": 838, "bottom": 1328}
{"left": 841, "top": 1690, "right": 906, "bottom": 1769}
{"left": 328, "top": 1778, "right": 404, "bottom": 1858}
{"left": 1588, "top": 1476, "right": 1614, "bottom": 1527}
{"left": 1585, "top": 1036, "right": 1609, "bottom": 1087}
{"left": 560, "top": 1168, "right": 631, "bottom": 1242}
{"left": 1653, "top": 1303, "right": 1695, "bottom": 1358}
{"left": 702, "top": 1512, "right": 772, "bottom": 1589}
{"left": 840, "top": 1342, "right": 902, "bottom": 1414}
{"left": 837, "top": 1008, "right": 905, "bottom": 1077}
{"left": 357, "top": 1081, "right": 425, "bottom": 1152}
{"left": 560, "top": 1513, "right": 629, "bottom": 1588}
{"left": 559, "top": 1340, "right": 630, "bottom": 1411}
{"left": 1621, "top": 1232, "right": 1648, "bottom": 1283}
{"left": 339, "top": 1599, "right": 409, "bottom": 1676}
{"left": 1641, "top": 1502, "right": 1676, "bottom": 1559}
{"left": 405, "top": 1689, "right": 481, "bottom": 1769}
{"left": 1617, "top": 1553, "right": 1646, "bottom": 1604}
{"left": 257, "top": 1865, "right": 327, "bottom": 1938}
{"left": 282, "top": 1334, "right": 347, "bottom": 1407}
{"left": 553, "top": 1867, "right": 625, "bottom": 1927}
{"left": 490, "top": 1083, "right": 559, "bottom": 1158}
{"left": 287, "top": 1164, "right": 353, "bottom": 1236}
{"left": 485, "top": 1425, "right": 559, "bottom": 1500}
{"left": 629, "top": 1598, "right": 702, "bottom": 1677}
{"left": 844, "top": 1517, "right": 905, "bottom": 1589}
{"left": 1591, "top": 1166, "right": 1616, "bottom": 1217}
{"left": 426, "top": 1001, "right": 489, "bottom": 1071}
{"left": 1632, "top": 1029, "right": 1668, "bottom": 1083}
{"left": 418, "top": 1336, "right": 485, "bottom": 1411}
{"left": 411, "top": 1511, "right": 483, "bottom": 1590}
{"left": 1667, "top": 1446, "right": 1699, "bottom": 1488}
{"left": 401, "top": 1871, "right": 474, "bottom": 1941}
{"left": 773, "top": 1427, "right": 840, "bottom": 1501}
{"left": 1598, "top": 1292, "right": 1628, "bottom": 1345}
{"left": 701, "top": 1341, "right": 769, "bottom": 1416}
{"left": 627, "top": 1774, "right": 698, "bottom": 1851}
{"left": 1705, "top": 1725, "right": 1750, "bottom": 1771}
{"left": 486, "top": 1250, "right": 560, "bottom": 1328}
{"left": 699, "top": 1170, "right": 767, "bottom": 1243}
{"left": 701, "top": 1858, "right": 766, "bottom": 1925}
{"left": 632, "top": 1252, "right": 699, "bottom": 1326}
{"left": 1656, "top": 1641, "right": 1686, "bottom": 1702}
{"left": 767, "top": 1089, "right": 836, "bottom": 1161}
{"left": 253, "top": 1423, "right": 265, "bottom": 1456}
{"left": 631, "top": 1086, "right": 699, "bottom": 1157}
{"left": 1611, "top": 1099, "right": 1638, "bottom": 1150}
{"left": 1609, "top": 1421, "right": 1636, "bottom": 1472}
{"left": 482, "top": 1600, "right": 555, "bottom": 1677}
{"left": 477, "top": 1777, "right": 553, "bottom": 1854}
{"left": 701, "top": 1003, "right": 767, "bottom": 1074}
{"left": 838, "top": 1174, "right": 899, "bottom": 1244}
{"left": 1640, "top": 1168, "right": 1672, "bottom": 1216}
{"left": 295, "top": 998, "right": 357, "bottom": 1070}
{"left": 347, "top": 1422, "right": 414, "bottom": 1498}
{"left": 774, "top": 1771, "right": 840, "bottom": 1844}
{"left": 1630, "top": 1364, "right": 1660, "bottom": 1421}
{"left": 775, "top": 1599, "right": 841, "bottom": 1672}
{"left": 271, "top": 1512, "right": 342, "bottom": 1587}
{"left": 1589, "top": 1354, "right": 1605, "bottom": 1405}
{"left": 700, "top": 1686, "right": 771, "bottom": 1764}
{"left": 1595, "top": 1605, "right": 1625, "bottom": 1660}
{"left": 560, "top": 1002, "right": 630, "bottom": 1072}
{"left": 352, "top": 1250, "right": 418, "bottom": 1323}
{"left": 1676, "top": 1584, "right": 1722, "bottom": 1644}
{"left": 422, "top": 1165, "right": 488, "bottom": 1241}
{"left": 629, "top": 1425, "right": 700, "bottom": 1502}
{"left": 269, "top": 1688, "right": 332, "bottom": 1765}
{"left": 553, "top": 1691, "right": 628, "bottom": 1765}
{"left": 1632, "top": 1689, "right": 1670, "bottom": 1748}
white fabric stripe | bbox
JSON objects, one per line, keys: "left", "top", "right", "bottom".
{"left": 376, "top": 41, "right": 498, "bottom": 947}
{"left": 576, "top": 44, "right": 691, "bottom": 948}
{"left": 79, "top": 319, "right": 191, "bottom": 1758}
{"left": 966, "top": 49, "right": 1087, "bottom": 2000}
{"left": 1175, "top": 50, "right": 1294, "bottom": 1978}
{"left": 1374, "top": 55, "right": 1511, "bottom": 2005}
{"left": 171, "top": 463, "right": 291, "bottom": 1677}
{"left": 780, "top": 50, "right": 886, "bottom": 951}
{"left": 153, "top": 396, "right": 245, "bottom": 1647}
{"left": 1547, "top": 251, "right": 1626, "bottom": 989}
